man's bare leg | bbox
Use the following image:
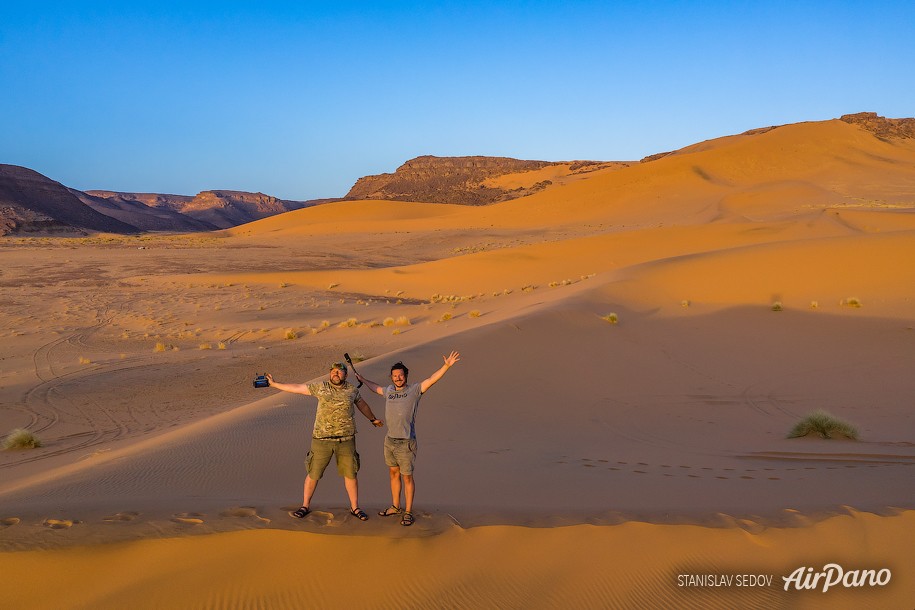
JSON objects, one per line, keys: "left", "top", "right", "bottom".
{"left": 302, "top": 475, "right": 318, "bottom": 508}
{"left": 389, "top": 466, "right": 402, "bottom": 508}
{"left": 344, "top": 476, "right": 359, "bottom": 511}
{"left": 403, "top": 474, "right": 415, "bottom": 514}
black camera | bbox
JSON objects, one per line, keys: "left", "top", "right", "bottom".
{"left": 253, "top": 374, "right": 269, "bottom": 389}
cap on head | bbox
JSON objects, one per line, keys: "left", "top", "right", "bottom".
{"left": 330, "top": 362, "right": 348, "bottom": 373}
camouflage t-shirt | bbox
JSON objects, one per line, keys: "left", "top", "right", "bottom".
{"left": 307, "top": 381, "right": 361, "bottom": 438}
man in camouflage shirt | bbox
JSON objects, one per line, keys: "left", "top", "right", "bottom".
{"left": 266, "top": 362, "right": 383, "bottom": 521}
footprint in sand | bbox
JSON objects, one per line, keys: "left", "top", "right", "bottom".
{"left": 222, "top": 507, "right": 270, "bottom": 524}
{"left": 1, "top": 517, "right": 21, "bottom": 528}
{"left": 283, "top": 506, "right": 335, "bottom": 526}
{"left": 172, "top": 512, "right": 205, "bottom": 525}
{"left": 43, "top": 519, "right": 74, "bottom": 529}
{"left": 103, "top": 511, "right": 140, "bottom": 523}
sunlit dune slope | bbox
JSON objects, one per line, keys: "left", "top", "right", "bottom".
{"left": 228, "top": 118, "right": 915, "bottom": 241}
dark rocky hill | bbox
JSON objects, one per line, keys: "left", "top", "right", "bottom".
{"left": 0, "top": 165, "right": 140, "bottom": 235}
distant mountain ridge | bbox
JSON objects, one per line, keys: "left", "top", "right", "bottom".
{"left": 83, "top": 189, "right": 322, "bottom": 230}
{"left": 0, "top": 163, "right": 326, "bottom": 235}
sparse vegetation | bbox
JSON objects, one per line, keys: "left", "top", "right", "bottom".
{"left": 217, "top": 342, "right": 227, "bottom": 350}
{"left": 284, "top": 329, "right": 298, "bottom": 340}
{"left": 788, "top": 410, "right": 859, "bottom": 440}
{"left": 438, "top": 312, "right": 453, "bottom": 322}
{"left": 771, "top": 301, "right": 783, "bottom": 312}
{"left": 328, "top": 283, "right": 339, "bottom": 289}
{"left": 810, "top": 301, "right": 819, "bottom": 309}
{"left": 843, "top": 297, "right": 862, "bottom": 308}
{"left": 395, "top": 316, "right": 411, "bottom": 326}
{"left": 601, "top": 313, "right": 619, "bottom": 324}
{"left": 338, "top": 318, "right": 358, "bottom": 328}
{"left": 681, "top": 300, "right": 691, "bottom": 308}
{"left": 78, "top": 356, "right": 91, "bottom": 365}
{"left": 154, "top": 342, "right": 167, "bottom": 352}
{"left": 199, "top": 343, "right": 212, "bottom": 350}
{"left": 4, "top": 428, "right": 42, "bottom": 450}
{"left": 469, "top": 310, "right": 482, "bottom": 318}
{"left": 383, "top": 317, "right": 395, "bottom": 327}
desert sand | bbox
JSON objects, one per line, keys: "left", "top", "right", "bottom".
{"left": 1, "top": 118, "right": 913, "bottom": 608}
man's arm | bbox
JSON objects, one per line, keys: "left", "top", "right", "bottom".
{"left": 264, "top": 374, "right": 313, "bottom": 396}
{"left": 353, "top": 371, "right": 385, "bottom": 396}
{"left": 420, "top": 350, "right": 460, "bottom": 394}
{"left": 355, "top": 397, "right": 384, "bottom": 427}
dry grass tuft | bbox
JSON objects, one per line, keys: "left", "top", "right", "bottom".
{"left": 771, "top": 301, "right": 783, "bottom": 312}
{"left": 469, "top": 310, "right": 482, "bottom": 318}
{"left": 842, "top": 297, "right": 862, "bottom": 308}
{"left": 4, "top": 428, "right": 42, "bottom": 450}
{"left": 601, "top": 313, "right": 619, "bottom": 324}
{"left": 338, "top": 318, "right": 358, "bottom": 328}
{"left": 788, "top": 410, "right": 858, "bottom": 440}
{"left": 395, "top": 316, "right": 412, "bottom": 326}
{"left": 199, "top": 343, "right": 212, "bottom": 350}
{"left": 284, "top": 329, "right": 298, "bottom": 340}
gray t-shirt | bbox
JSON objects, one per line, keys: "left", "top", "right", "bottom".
{"left": 384, "top": 383, "right": 423, "bottom": 439}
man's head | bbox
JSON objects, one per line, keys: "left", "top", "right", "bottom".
{"left": 329, "top": 362, "right": 348, "bottom": 385}
{"left": 390, "top": 361, "right": 409, "bottom": 389}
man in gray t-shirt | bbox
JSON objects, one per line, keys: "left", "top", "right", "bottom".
{"left": 355, "top": 350, "right": 460, "bottom": 526}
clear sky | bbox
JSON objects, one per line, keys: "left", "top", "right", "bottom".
{"left": 2, "top": 1, "right": 913, "bottom": 200}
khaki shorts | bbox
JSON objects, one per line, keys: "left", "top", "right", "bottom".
{"left": 306, "top": 437, "right": 360, "bottom": 480}
{"left": 384, "top": 436, "right": 417, "bottom": 475}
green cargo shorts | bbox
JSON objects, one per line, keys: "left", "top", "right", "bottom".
{"left": 306, "top": 436, "right": 360, "bottom": 480}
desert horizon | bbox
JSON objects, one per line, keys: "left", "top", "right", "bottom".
{"left": 2, "top": 112, "right": 914, "bottom": 607}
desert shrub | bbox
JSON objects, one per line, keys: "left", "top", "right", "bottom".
{"left": 469, "top": 310, "right": 481, "bottom": 318}
{"left": 383, "top": 317, "right": 395, "bottom": 327}
{"left": 79, "top": 357, "right": 91, "bottom": 365}
{"left": 284, "top": 329, "right": 298, "bottom": 340}
{"left": 395, "top": 316, "right": 412, "bottom": 326}
{"left": 4, "top": 428, "right": 42, "bottom": 450}
{"left": 154, "top": 342, "right": 167, "bottom": 352}
{"left": 199, "top": 343, "right": 213, "bottom": 350}
{"left": 787, "top": 410, "right": 859, "bottom": 440}
{"left": 217, "top": 342, "right": 227, "bottom": 350}
{"left": 438, "top": 312, "right": 452, "bottom": 322}
{"left": 681, "top": 300, "right": 690, "bottom": 308}
{"left": 843, "top": 297, "right": 862, "bottom": 308}
{"left": 601, "top": 313, "right": 619, "bottom": 324}
{"left": 771, "top": 301, "right": 783, "bottom": 312}
{"left": 338, "top": 318, "right": 358, "bottom": 328}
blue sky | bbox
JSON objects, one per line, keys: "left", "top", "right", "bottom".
{"left": 2, "top": 1, "right": 913, "bottom": 200}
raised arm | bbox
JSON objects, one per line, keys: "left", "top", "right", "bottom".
{"left": 264, "top": 373, "right": 313, "bottom": 396}
{"left": 353, "top": 370, "right": 385, "bottom": 396}
{"left": 420, "top": 350, "right": 460, "bottom": 394}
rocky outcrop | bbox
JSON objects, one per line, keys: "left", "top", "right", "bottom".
{"left": 840, "top": 112, "right": 915, "bottom": 139}
{"left": 345, "top": 156, "right": 605, "bottom": 205}
{"left": 0, "top": 165, "right": 140, "bottom": 236}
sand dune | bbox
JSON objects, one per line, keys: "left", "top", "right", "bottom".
{"left": 2, "top": 116, "right": 913, "bottom": 608}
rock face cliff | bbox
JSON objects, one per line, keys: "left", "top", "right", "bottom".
{"left": 0, "top": 165, "right": 140, "bottom": 235}
{"left": 345, "top": 155, "right": 598, "bottom": 205}
{"left": 839, "top": 112, "right": 915, "bottom": 139}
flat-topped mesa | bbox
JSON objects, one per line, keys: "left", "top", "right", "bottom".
{"left": 839, "top": 112, "right": 915, "bottom": 139}
{"left": 345, "top": 155, "right": 608, "bottom": 205}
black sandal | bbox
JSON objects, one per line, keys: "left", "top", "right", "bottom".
{"left": 290, "top": 506, "right": 310, "bottom": 519}
{"left": 401, "top": 511, "right": 414, "bottom": 526}
{"left": 351, "top": 507, "right": 369, "bottom": 521}
{"left": 378, "top": 505, "right": 403, "bottom": 517}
